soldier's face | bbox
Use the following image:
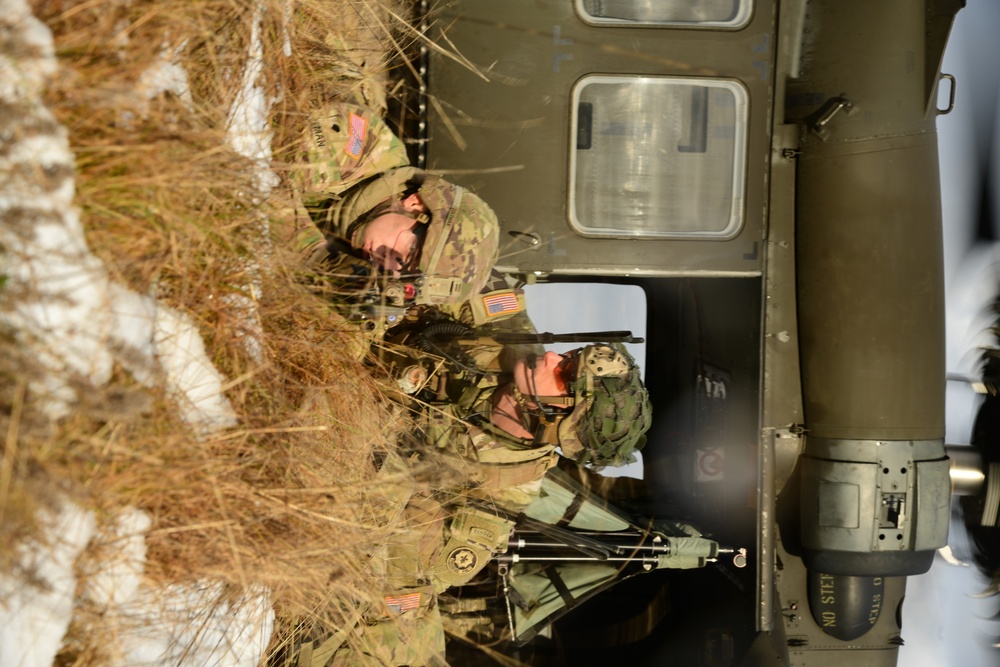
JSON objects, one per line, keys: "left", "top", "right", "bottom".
{"left": 514, "top": 351, "right": 573, "bottom": 407}
{"left": 358, "top": 212, "right": 420, "bottom": 273}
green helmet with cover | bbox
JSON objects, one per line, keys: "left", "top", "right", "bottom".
{"left": 557, "top": 344, "right": 652, "bottom": 469}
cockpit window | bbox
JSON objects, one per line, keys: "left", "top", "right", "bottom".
{"left": 576, "top": 0, "right": 752, "bottom": 29}
{"left": 569, "top": 76, "right": 748, "bottom": 239}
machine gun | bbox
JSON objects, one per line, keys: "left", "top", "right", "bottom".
{"left": 376, "top": 322, "right": 647, "bottom": 396}
{"left": 501, "top": 515, "right": 747, "bottom": 573}
{"left": 448, "top": 470, "right": 748, "bottom": 647}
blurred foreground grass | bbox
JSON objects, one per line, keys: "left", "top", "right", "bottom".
{"left": 2, "top": 1, "right": 424, "bottom": 663}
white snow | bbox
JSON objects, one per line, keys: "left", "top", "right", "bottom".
{"left": 134, "top": 41, "right": 195, "bottom": 116}
{"left": 0, "top": 1, "right": 276, "bottom": 664}
{"left": 226, "top": 3, "right": 280, "bottom": 199}
{"left": 108, "top": 283, "right": 239, "bottom": 434}
{"left": 109, "top": 583, "right": 273, "bottom": 667}
{"left": 0, "top": 0, "right": 237, "bottom": 430}
{"left": 80, "top": 509, "right": 274, "bottom": 667}
{"left": 220, "top": 1, "right": 280, "bottom": 365}
{"left": 0, "top": 501, "right": 97, "bottom": 667}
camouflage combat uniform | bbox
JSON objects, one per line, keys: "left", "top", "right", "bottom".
{"left": 292, "top": 339, "right": 733, "bottom": 666}
{"left": 292, "top": 103, "right": 514, "bottom": 314}
{"left": 283, "top": 107, "right": 648, "bottom": 665}
{"left": 380, "top": 339, "right": 654, "bottom": 585}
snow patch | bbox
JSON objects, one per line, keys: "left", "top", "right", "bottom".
{"left": 0, "top": 1, "right": 236, "bottom": 432}
{"left": 226, "top": 3, "right": 280, "bottom": 198}
{"left": 134, "top": 40, "right": 194, "bottom": 116}
{"left": 0, "top": 3, "right": 286, "bottom": 663}
{"left": 81, "top": 509, "right": 274, "bottom": 667}
{"left": 110, "top": 583, "right": 274, "bottom": 667}
{"left": 222, "top": 1, "right": 279, "bottom": 363}
{"left": 0, "top": 501, "right": 97, "bottom": 667}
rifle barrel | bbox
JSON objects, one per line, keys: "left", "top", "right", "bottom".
{"left": 487, "top": 331, "right": 645, "bottom": 344}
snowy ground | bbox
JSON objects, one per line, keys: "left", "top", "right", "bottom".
{"left": 0, "top": 1, "right": 276, "bottom": 665}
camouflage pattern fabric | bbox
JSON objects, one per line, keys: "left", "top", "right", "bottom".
{"left": 292, "top": 100, "right": 501, "bottom": 308}
{"left": 386, "top": 336, "right": 650, "bottom": 486}
{"left": 426, "top": 270, "right": 530, "bottom": 329}
{"left": 291, "top": 452, "right": 447, "bottom": 667}
{"left": 307, "top": 167, "right": 421, "bottom": 245}
{"left": 295, "top": 103, "right": 409, "bottom": 205}
{"left": 299, "top": 337, "right": 649, "bottom": 665}
{"left": 328, "top": 606, "right": 447, "bottom": 667}
{"left": 300, "top": 166, "right": 500, "bottom": 308}
{"left": 410, "top": 174, "right": 500, "bottom": 306}
{"left": 421, "top": 402, "right": 560, "bottom": 511}
{"left": 558, "top": 344, "right": 652, "bottom": 469}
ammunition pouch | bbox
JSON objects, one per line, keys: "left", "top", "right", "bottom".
{"left": 468, "top": 427, "right": 560, "bottom": 493}
{"left": 430, "top": 506, "right": 514, "bottom": 588}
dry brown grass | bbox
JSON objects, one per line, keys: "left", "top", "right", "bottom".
{"left": 3, "top": 0, "right": 430, "bottom": 664}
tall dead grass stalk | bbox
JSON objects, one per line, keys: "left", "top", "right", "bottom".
{"left": 4, "top": 0, "right": 431, "bottom": 664}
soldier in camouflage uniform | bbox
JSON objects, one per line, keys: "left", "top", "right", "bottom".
{"left": 388, "top": 337, "right": 656, "bottom": 587}
{"left": 292, "top": 104, "right": 517, "bottom": 320}
{"left": 291, "top": 333, "right": 744, "bottom": 666}
{"left": 391, "top": 337, "right": 743, "bottom": 652}
{"left": 286, "top": 338, "right": 649, "bottom": 666}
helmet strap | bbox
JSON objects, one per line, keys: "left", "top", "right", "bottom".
{"left": 510, "top": 385, "right": 570, "bottom": 446}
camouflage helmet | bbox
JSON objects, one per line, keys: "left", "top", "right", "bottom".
{"left": 411, "top": 174, "right": 500, "bottom": 306}
{"left": 557, "top": 344, "right": 652, "bottom": 469}
{"left": 342, "top": 171, "right": 500, "bottom": 307}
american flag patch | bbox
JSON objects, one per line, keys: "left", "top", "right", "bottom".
{"left": 483, "top": 291, "right": 521, "bottom": 317}
{"left": 384, "top": 592, "right": 422, "bottom": 615}
{"left": 344, "top": 112, "right": 368, "bottom": 159}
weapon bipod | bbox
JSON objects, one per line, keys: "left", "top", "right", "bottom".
{"left": 486, "top": 515, "right": 747, "bottom": 646}
{"left": 495, "top": 514, "right": 748, "bottom": 575}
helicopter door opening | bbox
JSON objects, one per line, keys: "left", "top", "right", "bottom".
{"left": 523, "top": 282, "right": 647, "bottom": 479}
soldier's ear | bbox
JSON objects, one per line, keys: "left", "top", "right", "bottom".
{"left": 401, "top": 193, "right": 427, "bottom": 214}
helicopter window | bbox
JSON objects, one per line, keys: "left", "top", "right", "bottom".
{"left": 569, "top": 75, "right": 748, "bottom": 239}
{"left": 575, "top": 0, "right": 752, "bottom": 29}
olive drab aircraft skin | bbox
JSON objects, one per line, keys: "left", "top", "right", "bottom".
{"left": 411, "top": 0, "right": 967, "bottom": 665}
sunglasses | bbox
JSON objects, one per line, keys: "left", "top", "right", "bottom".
{"left": 552, "top": 350, "right": 580, "bottom": 394}
{"left": 400, "top": 222, "right": 426, "bottom": 274}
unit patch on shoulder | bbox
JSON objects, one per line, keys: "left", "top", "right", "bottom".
{"left": 446, "top": 546, "right": 478, "bottom": 575}
{"left": 345, "top": 112, "right": 368, "bottom": 159}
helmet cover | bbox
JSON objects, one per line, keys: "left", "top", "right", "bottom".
{"left": 557, "top": 344, "right": 652, "bottom": 469}
{"left": 415, "top": 177, "right": 499, "bottom": 306}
